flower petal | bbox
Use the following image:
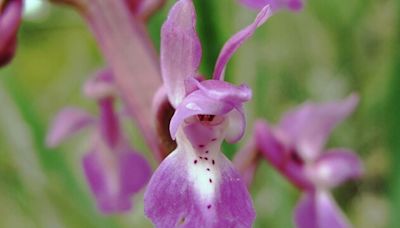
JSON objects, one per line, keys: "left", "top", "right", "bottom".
{"left": 169, "top": 90, "right": 235, "bottom": 139}
{"left": 310, "top": 149, "right": 363, "bottom": 189}
{"left": 294, "top": 191, "right": 350, "bottom": 228}
{"left": 278, "top": 94, "right": 359, "bottom": 161}
{"left": 144, "top": 149, "right": 255, "bottom": 227}
{"left": 213, "top": 5, "right": 271, "bottom": 80}
{"left": 193, "top": 78, "right": 252, "bottom": 105}
{"left": 0, "top": 0, "right": 23, "bottom": 67}
{"left": 255, "top": 120, "right": 312, "bottom": 189}
{"left": 83, "top": 148, "right": 151, "bottom": 214}
{"left": 239, "top": 0, "right": 303, "bottom": 12}
{"left": 83, "top": 69, "right": 116, "bottom": 100}
{"left": 46, "top": 107, "right": 95, "bottom": 147}
{"left": 161, "top": 0, "right": 202, "bottom": 107}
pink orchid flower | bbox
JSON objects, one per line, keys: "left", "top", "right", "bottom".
{"left": 144, "top": 0, "right": 273, "bottom": 226}
{"left": 46, "top": 69, "right": 151, "bottom": 214}
{"left": 254, "top": 94, "right": 363, "bottom": 228}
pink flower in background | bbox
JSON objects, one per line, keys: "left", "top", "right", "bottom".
{"left": 0, "top": 0, "right": 23, "bottom": 67}
{"left": 254, "top": 94, "right": 363, "bottom": 228}
{"left": 239, "top": 0, "right": 303, "bottom": 12}
{"left": 46, "top": 69, "right": 151, "bottom": 214}
{"left": 144, "top": 0, "right": 272, "bottom": 226}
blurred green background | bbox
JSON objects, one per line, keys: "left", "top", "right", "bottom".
{"left": 0, "top": 0, "right": 398, "bottom": 227}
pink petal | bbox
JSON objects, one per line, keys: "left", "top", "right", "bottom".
{"left": 255, "top": 120, "right": 312, "bottom": 189}
{"left": 0, "top": 0, "right": 22, "bottom": 66}
{"left": 169, "top": 79, "right": 252, "bottom": 141}
{"left": 83, "top": 148, "right": 151, "bottom": 214}
{"left": 239, "top": 0, "right": 304, "bottom": 12}
{"left": 279, "top": 94, "right": 359, "bottom": 161}
{"left": 169, "top": 90, "right": 235, "bottom": 139}
{"left": 98, "top": 98, "right": 121, "bottom": 148}
{"left": 46, "top": 107, "right": 95, "bottom": 147}
{"left": 213, "top": 5, "right": 272, "bottom": 80}
{"left": 83, "top": 69, "right": 116, "bottom": 100}
{"left": 311, "top": 149, "right": 363, "bottom": 189}
{"left": 294, "top": 191, "right": 351, "bottom": 228}
{"left": 144, "top": 149, "right": 255, "bottom": 227}
{"left": 161, "top": 0, "right": 202, "bottom": 107}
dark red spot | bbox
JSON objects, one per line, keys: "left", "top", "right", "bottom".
{"left": 199, "top": 156, "right": 203, "bottom": 160}
{"left": 194, "top": 160, "right": 197, "bottom": 164}
{"left": 209, "top": 178, "right": 212, "bottom": 183}
{"left": 205, "top": 150, "right": 209, "bottom": 154}
{"left": 211, "top": 138, "right": 217, "bottom": 141}
{"left": 206, "top": 168, "right": 210, "bottom": 171}
{"left": 207, "top": 205, "right": 212, "bottom": 209}
{"left": 199, "top": 145, "right": 205, "bottom": 148}
{"left": 205, "top": 157, "right": 208, "bottom": 160}
{"left": 290, "top": 150, "right": 304, "bottom": 165}
{"left": 212, "top": 160, "right": 215, "bottom": 165}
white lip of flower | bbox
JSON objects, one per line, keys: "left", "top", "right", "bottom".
{"left": 176, "top": 116, "right": 228, "bottom": 210}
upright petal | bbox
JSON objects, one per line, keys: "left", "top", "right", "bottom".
{"left": 239, "top": 0, "right": 303, "bottom": 12}
{"left": 278, "top": 94, "right": 359, "bottom": 161}
{"left": 46, "top": 107, "right": 95, "bottom": 147}
{"left": 294, "top": 191, "right": 350, "bottom": 228}
{"left": 310, "top": 149, "right": 363, "bottom": 189}
{"left": 83, "top": 146, "right": 151, "bottom": 214}
{"left": 161, "top": 0, "right": 202, "bottom": 107}
{"left": 213, "top": 5, "right": 271, "bottom": 80}
{"left": 0, "top": 0, "right": 23, "bottom": 66}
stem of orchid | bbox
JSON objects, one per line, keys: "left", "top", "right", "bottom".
{"left": 51, "top": 0, "right": 163, "bottom": 162}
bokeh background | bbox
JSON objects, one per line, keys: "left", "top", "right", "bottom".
{"left": 0, "top": 0, "right": 398, "bottom": 227}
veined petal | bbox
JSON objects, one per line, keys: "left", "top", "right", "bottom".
{"left": 213, "top": 5, "right": 271, "bottom": 80}
{"left": 239, "top": 0, "right": 303, "bottom": 12}
{"left": 83, "top": 147, "right": 151, "bottom": 214}
{"left": 279, "top": 94, "right": 359, "bottom": 162}
{"left": 294, "top": 191, "right": 350, "bottom": 228}
{"left": 255, "top": 120, "right": 312, "bottom": 189}
{"left": 310, "top": 149, "right": 363, "bottom": 189}
{"left": 161, "top": 0, "right": 202, "bottom": 107}
{"left": 144, "top": 132, "right": 255, "bottom": 227}
{"left": 46, "top": 107, "right": 95, "bottom": 147}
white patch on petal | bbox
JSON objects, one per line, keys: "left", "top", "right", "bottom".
{"left": 186, "top": 102, "right": 201, "bottom": 111}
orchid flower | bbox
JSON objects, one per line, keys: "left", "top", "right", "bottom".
{"left": 253, "top": 94, "right": 363, "bottom": 228}
{"left": 46, "top": 69, "right": 151, "bottom": 214}
{"left": 239, "top": 0, "right": 303, "bottom": 12}
{"left": 0, "top": 0, "right": 22, "bottom": 67}
{"left": 144, "top": 0, "right": 272, "bottom": 226}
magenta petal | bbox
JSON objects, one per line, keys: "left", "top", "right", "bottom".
{"left": 83, "top": 149, "right": 151, "bottom": 214}
{"left": 194, "top": 79, "right": 252, "bottom": 105}
{"left": 239, "top": 0, "right": 303, "bottom": 12}
{"left": 161, "top": 0, "right": 202, "bottom": 107}
{"left": 46, "top": 107, "right": 95, "bottom": 147}
{"left": 294, "top": 191, "right": 350, "bottom": 228}
{"left": 83, "top": 69, "right": 116, "bottom": 99}
{"left": 279, "top": 94, "right": 359, "bottom": 161}
{"left": 0, "top": 0, "right": 22, "bottom": 66}
{"left": 255, "top": 120, "right": 312, "bottom": 189}
{"left": 169, "top": 90, "right": 235, "bottom": 139}
{"left": 311, "top": 149, "right": 363, "bottom": 189}
{"left": 144, "top": 151, "right": 255, "bottom": 227}
{"left": 213, "top": 5, "right": 271, "bottom": 80}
